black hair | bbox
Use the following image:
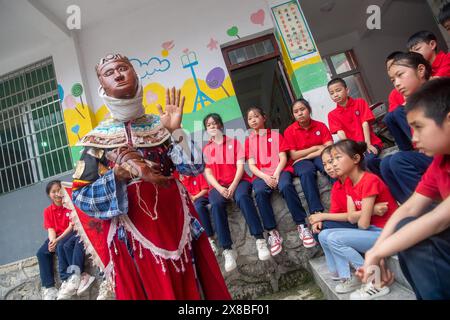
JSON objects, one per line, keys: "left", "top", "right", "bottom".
{"left": 390, "top": 52, "right": 432, "bottom": 81}
{"left": 327, "top": 78, "right": 347, "bottom": 89}
{"left": 385, "top": 51, "right": 404, "bottom": 64}
{"left": 46, "top": 180, "right": 61, "bottom": 196}
{"left": 320, "top": 144, "right": 334, "bottom": 159}
{"left": 332, "top": 140, "right": 367, "bottom": 170}
{"left": 438, "top": 3, "right": 450, "bottom": 25}
{"left": 407, "top": 31, "right": 438, "bottom": 52}
{"left": 405, "top": 78, "right": 450, "bottom": 126}
{"left": 291, "top": 98, "right": 312, "bottom": 114}
{"left": 203, "top": 113, "right": 224, "bottom": 129}
{"left": 246, "top": 106, "right": 266, "bottom": 118}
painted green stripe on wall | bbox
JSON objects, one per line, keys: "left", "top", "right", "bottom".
{"left": 293, "top": 62, "right": 329, "bottom": 93}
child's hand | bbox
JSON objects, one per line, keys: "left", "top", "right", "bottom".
{"left": 218, "top": 186, "right": 229, "bottom": 198}
{"left": 373, "top": 202, "right": 388, "bottom": 216}
{"left": 226, "top": 184, "right": 237, "bottom": 200}
{"left": 367, "top": 144, "right": 379, "bottom": 155}
{"left": 48, "top": 240, "right": 57, "bottom": 252}
{"left": 312, "top": 222, "right": 322, "bottom": 234}
{"left": 308, "top": 213, "right": 323, "bottom": 225}
{"left": 263, "top": 175, "right": 277, "bottom": 189}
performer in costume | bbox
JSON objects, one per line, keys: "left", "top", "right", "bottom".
{"left": 68, "top": 53, "right": 231, "bottom": 300}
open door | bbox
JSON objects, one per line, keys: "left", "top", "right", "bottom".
{"left": 222, "top": 33, "right": 295, "bottom": 133}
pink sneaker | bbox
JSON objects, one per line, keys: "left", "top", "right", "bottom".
{"left": 268, "top": 230, "right": 283, "bottom": 256}
{"left": 298, "top": 225, "right": 317, "bottom": 248}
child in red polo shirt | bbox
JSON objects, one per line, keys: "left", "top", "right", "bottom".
{"left": 311, "top": 145, "right": 388, "bottom": 282}
{"left": 284, "top": 99, "right": 333, "bottom": 235}
{"left": 203, "top": 113, "right": 269, "bottom": 272}
{"left": 380, "top": 52, "right": 434, "bottom": 204}
{"left": 179, "top": 173, "right": 218, "bottom": 255}
{"left": 383, "top": 51, "right": 413, "bottom": 151}
{"left": 245, "top": 107, "right": 313, "bottom": 254}
{"left": 327, "top": 78, "right": 383, "bottom": 174}
{"left": 323, "top": 140, "right": 397, "bottom": 300}
{"left": 36, "top": 180, "right": 94, "bottom": 300}
{"left": 408, "top": 30, "right": 450, "bottom": 78}
{"left": 359, "top": 78, "right": 450, "bottom": 300}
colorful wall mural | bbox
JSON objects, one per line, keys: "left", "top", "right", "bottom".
{"left": 57, "top": 0, "right": 331, "bottom": 165}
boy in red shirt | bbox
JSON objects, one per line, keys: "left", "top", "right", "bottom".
{"left": 327, "top": 78, "right": 383, "bottom": 174}
{"left": 179, "top": 173, "right": 218, "bottom": 254}
{"left": 358, "top": 78, "right": 450, "bottom": 300}
{"left": 408, "top": 30, "right": 450, "bottom": 78}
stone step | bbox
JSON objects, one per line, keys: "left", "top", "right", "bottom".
{"left": 308, "top": 256, "right": 416, "bottom": 300}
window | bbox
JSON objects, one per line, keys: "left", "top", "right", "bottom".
{"left": 323, "top": 50, "right": 371, "bottom": 103}
{"left": 0, "top": 57, "right": 72, "bottom": 195}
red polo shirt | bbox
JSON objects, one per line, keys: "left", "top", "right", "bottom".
{"left": 203, "top": 135, "right": 251, "bottom": 188}
{"left": 328, "top": 97, "right": 383, "bottom": 148}
{"left": 245, "top": 129, "right": 294, "bottom": 177}
{"left": 432, "top": 51, "right": 450, "bottom": 78}
{"left": 43, "top": 203, "right": 71, "bottom": 237}
{"left": 180, "top": 174, "right": 209, "bottom": 197}
{"left": 284, "top": 119, "right": 333, "bottom": 151}
{"left": 344, "top": 173, "right": 398, "bottom": 229}
{"left": 330, "top": 180, "right": 347, "bottom": 214}
{"left": 388, "top": 89, "right": 405, "bottom": 112}
{"left": 416, "top": 155, "right": 450, "bottom": 201}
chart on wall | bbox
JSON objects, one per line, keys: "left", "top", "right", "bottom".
{"left": 271, "top": 1, "right": 317, "bottom": 61}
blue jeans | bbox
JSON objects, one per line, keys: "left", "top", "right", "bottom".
{"left": 208, "top": 180, "right": 264, "bottom": 249}
{"left": 383, "top": 107, "right": 413, "bottom": 151}
{"left": 194, "top": 196, "right": 214, "bottom": 237}
{"left": 319, "top": 226, "right": 381, "bottom": 278}
{"left": 253, "top": 171, "right": 308, "bottom": 228}
{"left": 314, "top": 220, "right": 358, "bottom": 247}
{"left": 381, "top": 151, "right": 433, "bottom": 203}
{"left": 293, "top": 157, "right": 325, "bottom": 213}
{"left": 58, "top": 232, "right": 85, "bottom": 281}
{"left": 396, "top": 217, "right": 450, "bottom": 300}
{"left": 37, "top": 239, "right": 56, "bottom": 288}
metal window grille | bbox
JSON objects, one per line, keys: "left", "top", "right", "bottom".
{"left": 0, "top": 57, "right": 73, "bottom": 195}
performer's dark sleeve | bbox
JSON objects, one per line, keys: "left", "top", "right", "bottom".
{"left": 71, "top": 147, "right": 128, "bottom": 220}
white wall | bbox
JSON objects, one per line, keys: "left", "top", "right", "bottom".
{"left": 76, "top": 0, "right": 275, "bottom": 113}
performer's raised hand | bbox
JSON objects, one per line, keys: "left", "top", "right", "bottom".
{"left": 157, "top": 87, "right": 186, "bottom": 134}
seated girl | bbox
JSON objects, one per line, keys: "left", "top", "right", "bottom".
{"left": 245, "top": 107, "right": 315, "bottom": 254}
{"left": 202, "top": 113, "right": 270, "bottom": 273}
{"left": 318, "top": 140, "right": 398, "bottom": 300}
{"left": 283, "top": 99, "right": 333, "bottom": 220}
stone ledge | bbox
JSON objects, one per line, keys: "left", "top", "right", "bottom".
{"left": 308, "top": 256, "right": 415, "bottom": 300}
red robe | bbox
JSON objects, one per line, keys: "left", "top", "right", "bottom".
{"left": 63, "top": 179, "right": 230, "bottom": 300}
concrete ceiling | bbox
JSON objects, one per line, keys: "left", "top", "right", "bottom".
{"left": 300, "top": 0, "right": 390, "bottom": 43}
{"left": 33, "top": 0, "right": 163, "bottom": 30}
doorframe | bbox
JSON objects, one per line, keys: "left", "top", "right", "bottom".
{"left": 221, "top": 32, "right": 296, "bottom": 103}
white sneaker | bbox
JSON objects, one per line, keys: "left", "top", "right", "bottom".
{"left": 77, "top": 272, "right": 96, "bottom": 296}
{"left": 208, "top": 238, "right": 219, "bottom": 256}
{"left": 57, "top": 274, "right": 80, "bottom": 300}
{"left": 256, "top": 239, "right": 271, "bottom": 261}
{"left": 223, "top": 249, "right": 237, "bottom": 272}
{"left": 350, "top": 282, "right": 390, "bottom": 300}
{"left": 268, "top": 230, "right": 283, "bottom": 256}
{"left": 42, "top": 287, "right": 58, "bottom": 300}
{"left": 298, "top": 225, "right": 317, "bottom": 248}
{"left": 97, "top": 279, "right": 115, "bottom": 300}
{"left": 335, "top": 276, "right": 361, "bottom": 294}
